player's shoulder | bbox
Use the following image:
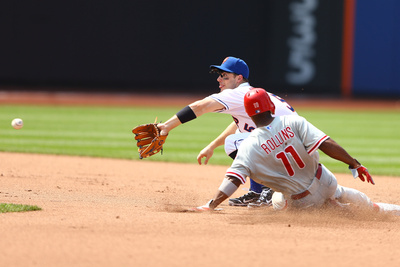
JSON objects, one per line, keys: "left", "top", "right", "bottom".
{"left": 281, "top": 114, "right": 306, "bottom": 120}
{"left": 267, "top": 93, "right": 297, "bottom": 116}
{"left": 278, "top": 114, "right": 308, "bottom": 126}
{"left": 216, "top": 84, "right": 252, "bottom": 97}
{"left": 239, "top": 135, "right": 260, "bottom": 154}
{"left": 233, "top": 83, "right": 252, "bottom": 91}
{"left": 231, "top": 83, "right": 252, "bottom": 93}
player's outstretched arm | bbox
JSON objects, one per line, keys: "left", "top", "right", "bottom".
{"left": 211, "top": 175, "right": 241, "bottom": 208}
{"left": 318, "top": 138, "right": 374, "bottom": 184}
{"left": 191, "top": 175, "right": 241, "bottom": 211}
{"left": 157, "top": 115, "right": 182, "bottom": 136}
{"left": 318, "top": 138, "right": 358, "bottom": 166}
{"left": 197, "top": 122, "right": 237, "bottom": 165}
{"left": 158, "top": 97, "right": 225, "bottom": 136}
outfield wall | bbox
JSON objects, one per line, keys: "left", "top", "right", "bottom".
{"left": 0, "top": 1, "right": 398, "bottom": 97}
{"left": 352, "top": 0, "right": 400, "bottom": 97}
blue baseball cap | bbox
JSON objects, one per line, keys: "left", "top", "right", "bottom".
{"left": 210, "top": 56, "right": 249, "bottom": 79}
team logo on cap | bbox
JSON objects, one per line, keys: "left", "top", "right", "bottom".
{"left": 222, "top": 57, "right": 230, "bottom": 64}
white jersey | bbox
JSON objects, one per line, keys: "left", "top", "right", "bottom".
{"left": 208, "top": 83, "right": 297, "bottom": 133}
{"left": 226, "top": 115, "right": 329, "bottom": 195}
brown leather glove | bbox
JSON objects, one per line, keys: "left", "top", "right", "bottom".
{"left": 132, "top": 123, "right": 168, "bottom": 159}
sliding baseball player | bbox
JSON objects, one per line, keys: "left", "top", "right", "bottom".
{"left": 193, "top": 88, "right": 400, "bottom": 216}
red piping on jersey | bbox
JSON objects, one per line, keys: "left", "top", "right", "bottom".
{"left": 226, "top": 171, "right": 246, "bottom": 184}
{"left": 308, "top": 135, "right": 329, "bottom": 155}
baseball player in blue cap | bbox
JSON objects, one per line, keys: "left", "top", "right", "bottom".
{"left": 157, "top": 56, "right": 297, "bottom": 207}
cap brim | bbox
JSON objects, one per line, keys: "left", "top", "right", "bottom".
{"left": 209, "top": 65, "right": 233, "bottom": 73}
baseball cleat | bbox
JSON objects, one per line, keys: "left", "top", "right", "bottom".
{"left": 229, "top": 191, "right": 260, "bottom": 206}
{"left": 247, "top": 187, "right": 274, "bottom": 208}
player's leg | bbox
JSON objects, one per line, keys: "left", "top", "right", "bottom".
{"left": 336, "top": 186, "right": 400, "bottom": 215}
{"left": 334, "top": 185, "right": 375, "bottom": 209}
{"left": 374, "top": 203, "right": 400, "bottom": 216}
{"left": 224, "top": 133, "right": 273, "bottom": 207}
{"left": 289, "top": 164, "right": 338, "bottom": 209}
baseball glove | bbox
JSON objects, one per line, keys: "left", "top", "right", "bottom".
{"left": 132, "top": 123, "right": 167, "bottom": 159}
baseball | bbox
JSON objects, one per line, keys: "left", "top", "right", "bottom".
{"left": 271, "top": 192, "right": 287, "bottom": 211}
{"left": 11, "top": 118, "right": 24, "bottom": 130}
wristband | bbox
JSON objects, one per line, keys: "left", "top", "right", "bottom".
{"left": 218, "top": 178, "right": 238, "bottom": 197}
{"left": 176, "top": 106, "right": 197, "bottom": 124}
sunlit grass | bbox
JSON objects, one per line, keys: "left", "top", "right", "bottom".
{"left": 1, "top": 104, "right": 399, "bottom": 176}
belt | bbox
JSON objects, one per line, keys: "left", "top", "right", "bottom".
{"left": 291, "top": 164, "right": 322, "bottom": 200}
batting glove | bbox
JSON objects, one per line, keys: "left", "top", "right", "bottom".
{"left": 350, "top": 164, "right": 375, "bottom": 185}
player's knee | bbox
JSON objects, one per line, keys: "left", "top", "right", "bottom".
{"left": 224, "top": 132, "right": 249, "bottom": 156}
{"left": 335, "top": 186, "right": 374, "bottom": 208}
{"left": 224, "top": 134, "right": 236, "bottom": 156}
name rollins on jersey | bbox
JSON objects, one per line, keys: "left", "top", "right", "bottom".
{"left": 260, "top": 126, "right": 295, "bottom": 154}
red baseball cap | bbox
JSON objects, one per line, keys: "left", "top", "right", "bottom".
{"left": 244, "top": 88, "right": 275, "bottom": 116}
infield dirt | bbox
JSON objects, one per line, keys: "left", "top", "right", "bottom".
{"left": 1, "top": 91, "right": 400, "bottom": 267}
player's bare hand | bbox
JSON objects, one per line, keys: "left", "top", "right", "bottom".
{"left": 197, "top": 146, "right": 214, "bottom": 165}
{"left": 188, "top": 200, "right": 223, "bottom": 212}
{"left": 156, "top": 123, "right": 169, "bottom": 136}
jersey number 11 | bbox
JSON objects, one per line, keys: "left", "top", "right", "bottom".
{"left": 276, "top": 145, "right": 305, "bottom": 176}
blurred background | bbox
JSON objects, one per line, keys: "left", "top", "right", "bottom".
{"left": 0, "top": 0, "right": 399, "bottom": 98}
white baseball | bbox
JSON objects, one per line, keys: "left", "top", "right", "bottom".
{"left": 271, "top": 192, "right": 287, "bottom": 211}
{"left": 11, "top": 118, "right": 24, "bottom": 130}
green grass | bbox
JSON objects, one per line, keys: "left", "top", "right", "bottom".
{"left": 0, "top": 104, "right": 232, "bottom": 161}
{"left": 0, "top": 104, "right": 399, "bottom": 176}
{"left": 298, "top": 109, "right": 400, "bottom": 176}
{"left": 0, "top": 203, "right": 41, "bottom": 213}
